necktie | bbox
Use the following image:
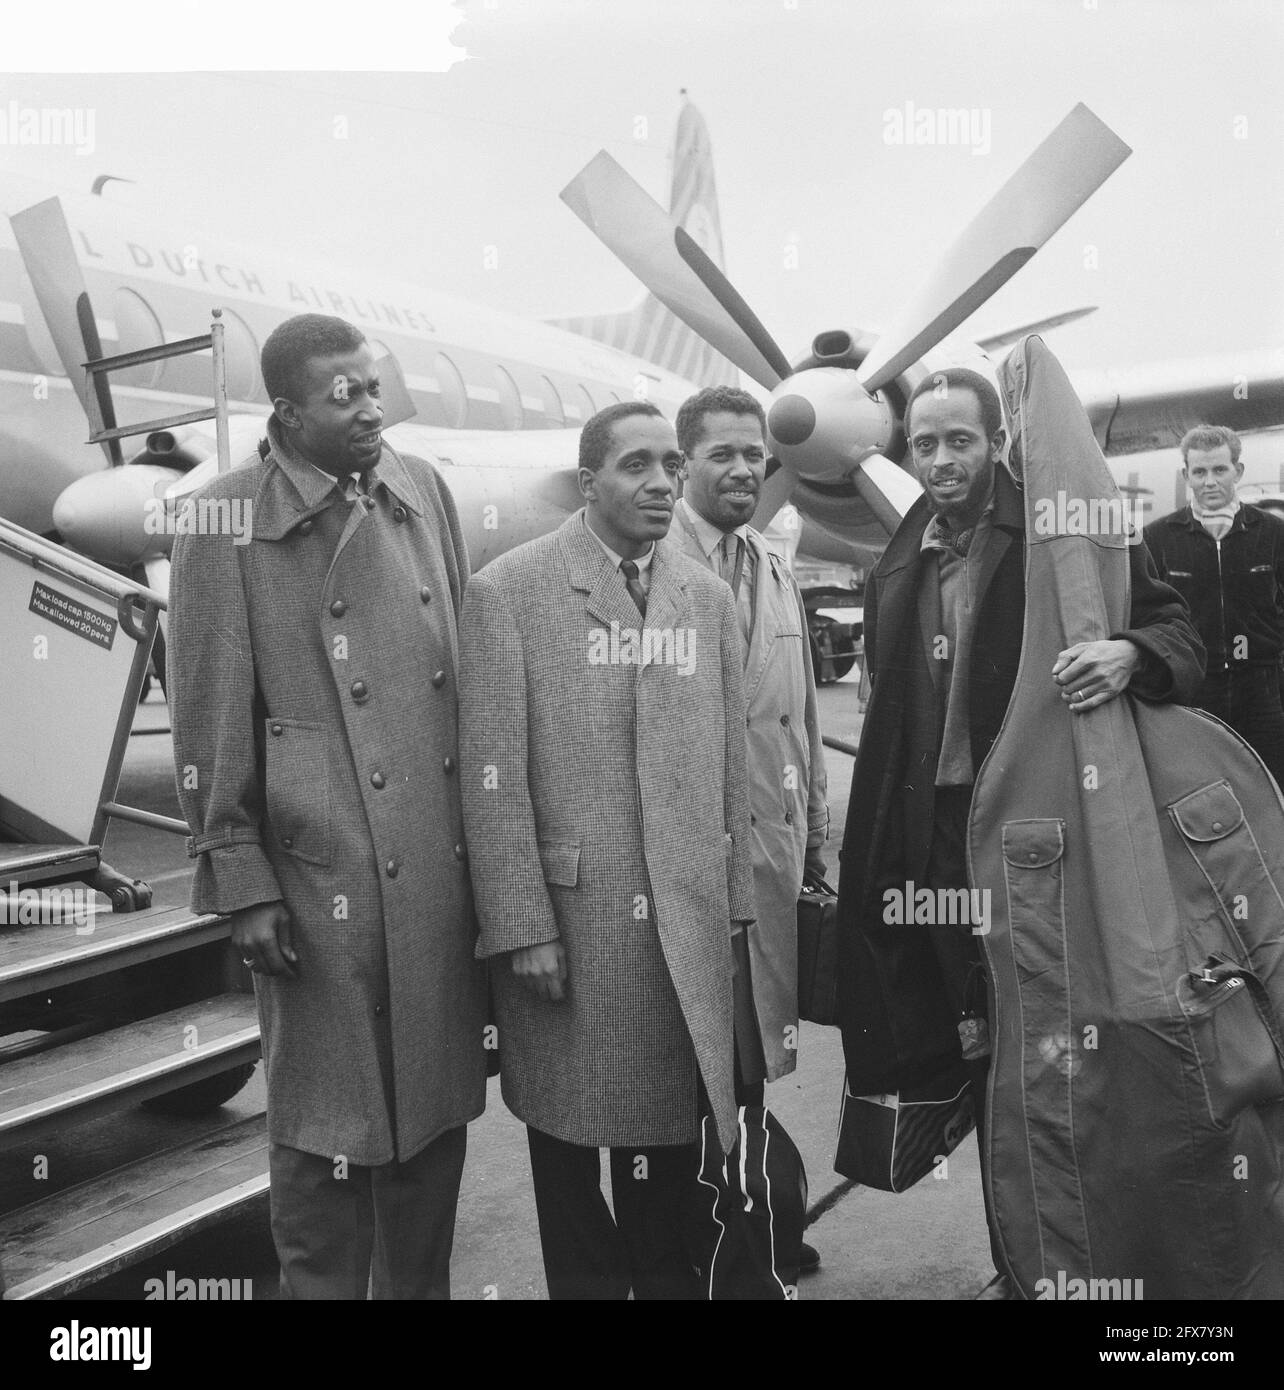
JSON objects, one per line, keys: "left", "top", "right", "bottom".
{"left": 719, "top": 533, "right": 745, "bottom": 594}
{"left": 620, "top": 559, "right": 647, "bottom": 619}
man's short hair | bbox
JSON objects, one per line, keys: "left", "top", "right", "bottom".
{"left": 578, "top": 400, "right": 665, "bottom": 473}
{"left": 1180, "top": 424, "right": 1242, "bottom": 467}
{"left": 904, "top": 367, "right": 1004, "bottom": 440}
{"left": 261, "top": 314, "right": 367, "bottom": 405}
{"left": 675, "top": 386, "right": 767, "bottom": 455}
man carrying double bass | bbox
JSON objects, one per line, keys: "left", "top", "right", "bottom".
{"left": 834, "top": 366, "right": 1205, "bottom": 1299}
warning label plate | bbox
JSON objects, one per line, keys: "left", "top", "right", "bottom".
{"left": 29, "top": 580, "right": 117, "bottom": 650}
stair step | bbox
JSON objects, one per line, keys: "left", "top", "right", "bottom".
{"left": 0, "top": 844, "right": 98, "bottom": 890}
{"left": 0, "top": 994, "right": 260, "bottom": 1145}
{"left": 0, "top": 903, "right": 229, "bottom": 1003}
{"left": 1, "top": 1114, "right": 268, "bottom": 1299}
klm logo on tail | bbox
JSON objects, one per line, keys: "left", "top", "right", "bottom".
{"left": 551, "top": 99, "right": 738, "bottom": 388}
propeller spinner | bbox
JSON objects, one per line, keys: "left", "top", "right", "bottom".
{"left": 560, "top": 102, "right": 1131, "bottom": 540}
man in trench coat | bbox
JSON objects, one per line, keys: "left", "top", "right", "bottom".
{"left": 670, "top": 386, "right": 828, "bottom": 1271}
{"left": 168, "top": 314, "right": 486, "bottom": 1299}
{"left": 458, "top": 400, "right": 756, "bottom": 1300}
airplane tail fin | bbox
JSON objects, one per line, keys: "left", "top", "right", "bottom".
{"left": 550, "top": 96, "right": 739, "bottom": 387}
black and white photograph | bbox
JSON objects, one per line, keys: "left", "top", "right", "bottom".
{"left": 1, "top": 0, "right": 1281, "bottom": 1355}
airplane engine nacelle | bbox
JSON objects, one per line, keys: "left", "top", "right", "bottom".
{"left": 52, "top": 464, "right": 185, "bottom": 566}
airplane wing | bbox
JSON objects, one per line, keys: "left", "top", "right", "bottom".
{"left": 1072, "top": 348, "right": 1284, "bottom": 456}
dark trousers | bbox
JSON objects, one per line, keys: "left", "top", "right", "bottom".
{"left": 269, "top": 1125, "right": 467, "bottom": 1300}
{"left": 526, "top": 1125, "right": 702, "bottom": 1300}
{"left": 1197, "top": 665, "right": 1284, "bottom": 789}
{"left": 925, "top": 784, "right": 1004, "bottom": 1275}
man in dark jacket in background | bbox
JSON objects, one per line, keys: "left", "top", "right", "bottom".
{"left": 835, "top": 367, "right": 1205, "bottom": 1298}
{"left": 1143, "top": 424, "right": 1284, "bottom": 786}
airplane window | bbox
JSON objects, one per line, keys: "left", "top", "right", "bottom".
{"left": 434, "top": 352, "right": 468, "bottom": 427}
{"left": 494, "top": 364, "right": 522, "bottom": 430}
{"left": 111, "top": 288, "right": 165, "bottom": 388}
{"left": 218, "top": 308, "right": 261, "bottom": 401}
{"left": 540, "top": 376, "right": 564, "bottom": 428}
{"left": 577, "top": 384, "right": 596, "bottom": 422}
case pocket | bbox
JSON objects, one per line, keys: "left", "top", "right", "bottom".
{"left": 1177, "top": 957, "right": 1284, "bottom": 1127}
{"left": 264, "top": 719, "right": 332, "bottom": 866}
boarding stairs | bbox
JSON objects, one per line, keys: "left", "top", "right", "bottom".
{"left": 0, "top": 312, "right": 267, "bottom": 1299}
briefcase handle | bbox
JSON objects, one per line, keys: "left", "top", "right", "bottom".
{"left": 800, "top": 868, "right": 837, "bottom": 897}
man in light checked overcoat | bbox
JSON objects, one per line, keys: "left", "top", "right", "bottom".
{"left": 168, "top": 314, "right": 486, "bottom": 1299}
{"left": 458, "top": 401, "right": 756, "bottom": 1300}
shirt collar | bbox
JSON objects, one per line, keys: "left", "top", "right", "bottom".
{"left": 266, "top": 415, "right": 393, "bottom": 509}
{"left": 582, "top": 509, "right": 655, "bottom": 574}
{"left": 921, "top": 484, "right": 996, "bottom": 556}
{"left": 677, "top": 497, "right": 749, "bottom": 561}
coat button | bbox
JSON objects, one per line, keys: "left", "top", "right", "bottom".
{"left": 780, "top": 714, "right": 791, "bottom": 727}
{"left": 386, "top": 859, "right": 399, "bottom": 878}
{"left": 1212, "top": 821, "right": 1223, "bottom": 832}
{"left": 454, "top": 843, "right": 467, "bottom": 862}
{"left": 270, "top": 722, "right": 283, "bottom": 736}
{"left": 298, "top": 520, "right": 314, "bottom": 536}
{"left": 282, "top": 835, "right": 293, "bottom": 848}
{"left": 330, "top": 599, "right": 347, "bottom": 617}
{"left": 1028, "top": 852, "right": 1038, "bottom": 862}
{"left": 432, "top": 670, "right": 446, "bottom": 689}
{"left": 371, "top": 771, "right": 386, "bottom": 789}
{"left": 443, "top": 756, "right": 456, "bottom": 775}
{"left": 363, "top": 496, "right": 375, "bottom": 512}
{"left": 393, "top": 506, "right": 407, "bottom": 523}
{"left": 351, "top": 679, "right": 368, "bottom": 701}
{"left": 374, "top": 1003, "right": 385, "bottom": 1017}
{"left": 750, "top": 813, "right": 757, "bottom": 825}
{"left": 420, "top": 586, "right": 432, "bottom": 604}
{"left": 784, "top": 811, "right": 794, "bottom": 825}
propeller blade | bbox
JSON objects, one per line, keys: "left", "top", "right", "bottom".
{"left": 748, "top": 456, "right": 798, "bottom": 530}
{"left": 851, "top": 454, "right": 923, "bottom": 535}
{"left": 10, "top": 196, "right": 123, "bottom": 464}
{"left": 561, "top": 151, "right": 791, "bottom": 388}
{"left": 858, "top": 104, "right": 1130, "bottom": 394}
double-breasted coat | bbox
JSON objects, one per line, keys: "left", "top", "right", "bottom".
{"left": 458, "top": 512, "right": 756, "bottom": 1154}
{"left": 168, "top": 421, "right": 487, "bottom": 1166}
{"left": 670, "top": 501, "right": 828, "bottom": 1081}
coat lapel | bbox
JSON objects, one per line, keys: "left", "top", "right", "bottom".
{"left": 559, "top": 511, "right": 647, "bottom": 631}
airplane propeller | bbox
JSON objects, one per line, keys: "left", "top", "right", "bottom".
{"left": 561, "top": 102, "right": 1131, "bottom": 538}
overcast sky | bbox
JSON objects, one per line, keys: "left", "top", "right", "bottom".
{"left": 3, "top": 0, "right": 1280, "bottom": 377}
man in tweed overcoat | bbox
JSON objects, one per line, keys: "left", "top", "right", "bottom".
{"left": 168, "top": 315, "right": 486, "bottom": 1299}
{"left": 458, "top": 401, "right": 756, "bottom": 1300}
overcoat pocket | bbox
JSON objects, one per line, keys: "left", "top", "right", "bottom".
{"left": 264, "top": 718, "right": 332, "bottom": 866}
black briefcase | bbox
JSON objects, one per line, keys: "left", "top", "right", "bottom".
{"left": 796, "top": 871, "right": 839, "bottom": 1026}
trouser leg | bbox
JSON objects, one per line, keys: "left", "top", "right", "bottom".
{"left": 526, "top": 1125, "right": 629, "bottom": 1300}
{"left": 1239, "top": 668, "right": 1284, "bottom": 787}
{"left": 269, "top": 1142, "right": 374, "bottom": 1300}
{"left": 369, "top": 1124, "right": 468, "bottom": 1300}
{"left": 609, "top": 1143, "right": 702, "bottom": 1301}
